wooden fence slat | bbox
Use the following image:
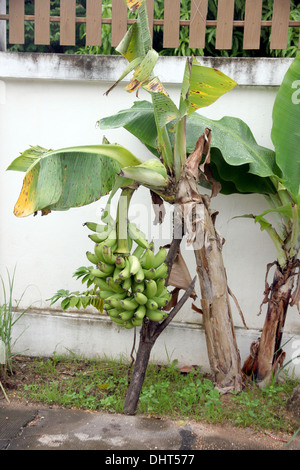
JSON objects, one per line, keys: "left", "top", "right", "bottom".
{"left": 243, "top": 0, "right": 262, "bottom": 50}
{"left": 35, "top": 0, "right": 50, "bottom": 45}
{"left": 0, "top": 0, "right": 6, "bottom": 51}
{"left": 189, "top": 0, "right": 208, "bottom": 49}
{"left": 163, "top": 0, "right": 181, "bottom": 48}
{"left": 86, "top": 0, "right": 102, "bottom": 46}
{"left": 146, "top": 0, "right": 154, "bottom": 40}
{"left": 9, "top": 0, "right": 24, "bottom": 44}
{"left": 111, "top": 0, "right": 127, "bottom": 47}
{"left": 60, "top": 0, "right": 76, "bottom": 46}
{"left": 215, "top": 0, "right": 235, "bottom": 50}
{"left": 270, "top": 0, "right": 291, "bottom": 50}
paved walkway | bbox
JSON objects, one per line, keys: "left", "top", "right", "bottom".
{"left": 1, "top": 402, "right": 299, "bottom": 451}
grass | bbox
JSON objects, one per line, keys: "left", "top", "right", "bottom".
{"left": 7, "top": 353, "right": 300, "bottom": 435}
{"left": 0, "top": 267, "right": 30, "bottom": 376}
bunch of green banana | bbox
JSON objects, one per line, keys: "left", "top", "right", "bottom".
{"left": 83, "top": 218, "right": 171, "bottom": 328}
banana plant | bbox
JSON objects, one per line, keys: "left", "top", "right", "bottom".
{"left": 7, "top": 0, "right": 243, "bottom": 412}
{"left": 101, "top": 50, "right": 300, "bottom": 385}
{"left": 240, "top": 55, "right": 300, "bottom": 384}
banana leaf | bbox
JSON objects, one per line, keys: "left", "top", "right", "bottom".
{"left": 99, "top": 100, "right": 158, "bottom": 153}
{"left": 180, "top": 56, "right": 238, "bottom": 116}
{"left": 99, "top": 100, "right": 277, "bottom": 196}
{"left": 7, "top": 144, "right": 142, "bottom": 217}
{"left": 271, "top": 53, "right": 300, "bottom": 204}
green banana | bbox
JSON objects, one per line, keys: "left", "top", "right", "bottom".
{"left": 119, "top": 310, "right": 135, "bottom": 321}
{"left": 155, "top": 277, "right": 166, "bottom": 296}
{"left": 119, "top": 297, "right": 139, "bottom": 311}
{"left": 153, "top": 247, "right": 167, "bottom": 268}
{"left": 88, "top": 228, "right": 112, "bottom": 242}
{"left": 83, "top": 215, "right": 171, "bottom": 330}
{"left": 84, "top": 222, "right": 112, "bottom": 233}
{"left": 98, "top": 262, "right": 115, "bottom": 275}
{"left": 90, "top": 268, "right": 110, "bottom": 278}
{"left": 124, "top": 320, "right": 135, "bottom": 329}
{"left": 115, "top": 255, "right": 126, "bottom": 269}
{"left": 113, "top": 266, "right": 123, "bottom": 283}
{"left": 86, "top": 251, "right": 99, "bottom": 265}
{"left": 107, "top": 295, "right": 128, "bottom": 309}
{"left": 132, "top": 245, "right": 145, "bottom": 258}
{"left": 106, "top": 276, "right": 124, "bottom": 293}
{"left": 132, "top": 317, "right": 143, "bottom": 327}
{"left": 90, "top": 230, "right": 117, "bottom": 247}
{"left": 140, "top": 249, "right": 155, "bottom": 270}
{"left": 118, "top": 258, "right": 131, "bottom": 280}
{"left": 152, "top": 295, "right": 171, "bottom": 308}
{"left": 101, "top": 229, "right": 117, "bottom": 247}
{"left": 156, "top": 286, "right": 169, "bottom": 298}
{"left": 143, "top": 268, "right": 156, "bottom": 280}
{"left": 146, "top": 299, "right": 158, "bottom": 310}
{"left": 128, "top": 255, "right": 141, "bottom": 275}
{"left": 135, "top": 304, "right": 146, "bottom": 320}
{"left": 134, "top": 267, "right": 145, "bottom": 284}
{"left": 134, "top": 292, "right": 148, "bottom": 305}
{"left": 145, "top": 310, "right": 166, "bottom": 322}
{"left": 128, "top": 223, "right": 150, "bottom": 249}
{"left": 102, "top": 245, "right": 117, "bottom": 265}
{"left": 103, "top": 302, "right": 115, "bottom": 311}
{"left": 122, "top": 276, "right": 132, "bottom": 292}
{"left": 153, "top": 263, "right": 168, "bottom": 279}
{"left": 111, "top": 317, "right": 127, "bottom": 326}
{"left": 132, "top": 280, "right": 145, "bottom": 293}
{"left": 94, "top": 243, "right": 106, "bottom": 263}
{"left": 145, "top": 279, "right": 158, "bottom": 298}
{"left": 107, "top": 308, "right": 121, "bottom": 318}
{"left": 99, "top": 290, "right": 116, "bottom": 300}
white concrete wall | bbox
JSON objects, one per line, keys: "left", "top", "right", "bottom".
{"left": 0, "top": 53, "right": 299, "bottom": 375}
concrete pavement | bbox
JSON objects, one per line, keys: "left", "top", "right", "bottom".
{"left": 1, "top": 401, "right": 299, "bottom": 451}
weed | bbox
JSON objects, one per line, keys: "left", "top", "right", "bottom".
{"left": 0, "top": 268, "right": 30, "bottom": 376}
{"left": 10, "top": 355, "right": 300, "bottom": 434}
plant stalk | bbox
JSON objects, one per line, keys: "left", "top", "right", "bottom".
{"left": 115, "top": 187, "right": 135, "bottom": 254}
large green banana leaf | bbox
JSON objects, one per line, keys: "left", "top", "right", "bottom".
{"left": 99, "top": 100, "right": 277, "bottom": 196}
{"left": 7, "top": 144, "right": 141, "bottom": 217}
{"left": 110, "top": 0, "right": 237, "bottom": 179}
{"left": 271, "top": 53, "right": 300, "bottom": 204}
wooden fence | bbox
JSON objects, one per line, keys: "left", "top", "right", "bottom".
{"left": 0, "top": 0, "right": 299, "bottom": 51}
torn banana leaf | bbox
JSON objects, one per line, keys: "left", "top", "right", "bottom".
{"left": 182, "top": 57, "right": 238, "bottom": 116}
{"left": 126, "top": 49, "right": 158, "bottom": 93}
{"left": 7, "top": 144, "right": 142, "bottom": 217}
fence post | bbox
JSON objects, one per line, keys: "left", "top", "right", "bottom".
{"left": 0, "top": 0, "right": 6, "bottom": 52}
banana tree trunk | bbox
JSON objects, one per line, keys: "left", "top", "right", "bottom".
{"left": 193, "top": 200, "right": 242, "bottom": 392}
{"left": 123, "top": 324, "right": 155, "bottom": 415}
{"left": 177, "top": 129, "right": 242, "bottom": 392}
{"left": 243, "top": 262, "right": 297, "bottom": 383}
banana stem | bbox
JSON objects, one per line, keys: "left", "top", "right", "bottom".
{"left": 115, "top": 188, "right": 135, "bottom": 254}
{"left": 289, "top": 204, "right": 300, "bottom": 258}
{"left": 173, "top": 117, "right": 187, "bottom": 181}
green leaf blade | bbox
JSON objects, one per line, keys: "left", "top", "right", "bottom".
{"left": 271, "top": 53, "right": 300, "bottom": 202}
{"left": 8, "top": 144, "right": 141, "bottom": 217}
